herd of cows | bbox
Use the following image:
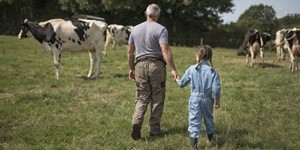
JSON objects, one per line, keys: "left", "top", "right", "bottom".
{"left": 17, "top": 18, "right": 131, "bottom": 79}
{"left": 238, "top": 28, "right": 300, "bottom": 72}
{"left": 17, "top": 17, "right": 300, "bottom": 79}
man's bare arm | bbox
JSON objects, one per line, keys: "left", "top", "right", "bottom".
{"left": 160, "top": 43, "right": 179, "bottom": 80}
{"left": 127, "top": 44, "right": 136, "bottom": 81}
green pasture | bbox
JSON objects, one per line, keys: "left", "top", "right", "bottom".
{"left": 0, "top": 35, "right": 299, "bottom": 149}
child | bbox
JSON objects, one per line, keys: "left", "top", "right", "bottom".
{"left": 176, "top": 45, "right": 221, "bottom": 149}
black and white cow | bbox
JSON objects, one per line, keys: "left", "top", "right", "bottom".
{"left": 282, "top": 28, "right": 300, "bottom": 72}
{"left": 18, "top": 18, "right": 107, "bottom": 79}
{"left": 260, "top": 32, "right": 272, "bottom": 51}
{"left": 245, "top": 29, "right": 263, "bottom": 66}
{"left": 239, "top": 29, "right": 271, "bottom": 66}
{"left": 104, "top": 24, "right": 133, "bottom": 55}
{"left": 238, "top": 30, "right": 271, "bottom": 56}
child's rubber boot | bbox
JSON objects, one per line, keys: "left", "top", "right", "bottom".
{"left": 207, "top": 133, "right": 215, "bottom": 142}
{"left": 190, "top": 137, "right": 198, "bottom": 150}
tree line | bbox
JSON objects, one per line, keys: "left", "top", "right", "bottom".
{"left": 1, "top": 0, "right": 299, "bottom": 48}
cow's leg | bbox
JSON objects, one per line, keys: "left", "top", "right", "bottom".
{"left": 88, "top": 50, "right": 96, "bottom": 78}
{"left": 291, "top": 58, "right": 296, "bottom": 72}
{"left": 246, "top": 53, "right": 249, "bottom": 64}
{"left": 260, "top": 47, "right": 264, "bottom": 64}
{"left": 294, "top": 46, "right": 299, "bottom": 71}
{"left": 53, "top": 50, "right": 61, "bottom": 79}
{"left": 250, "top": 47, "right": 255, "bottom": 66}
{"left": 296, "top": 55, "right": 299, "bottom": 71}
{"left": 287, "top": 47, "right": 295, "bottom": 72}
{"left": 103, "top": 38, "right": 110, "bottom": 56}
{"left": 276, "top": 47, "right": 281, "bottom": 61}
{"left": 282, "top": 48, "right": 287, "bottom": 61}
{"left": 112, "top": 40, "right": 116, "bottom": 55}
{"left": 94, "top": 45, "right": 103, "bottom": 78}
{"left": 278, "top": 46, "right": 287, "bottom": 61}
{"left": 280, "top": 47, "right": 284, "bottom": 61}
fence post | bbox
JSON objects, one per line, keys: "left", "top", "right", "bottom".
{"left": 200, "top": 38, "right": 203, "bottom": 46}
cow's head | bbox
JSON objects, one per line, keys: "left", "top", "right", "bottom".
{"left": 18, "top": 19, "right": 32, "bottom": 39}
{"left": 248, "top": 29, "right": 260, "bottom": 45}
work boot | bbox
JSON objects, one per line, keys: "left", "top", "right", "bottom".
{"left": 150, "top": 132, "right": 161, "bottom": 136}
{"left": 207, "top": 133, "right": 215, "bottom": 142}
{"left": 149, "top": 128, "right": 162, "bottom": 136}
{"left": 131, "top": 124, "right": 141, "bottom": 140}
{"left": 190, "top": 137, "right": 198, "bottom": 150}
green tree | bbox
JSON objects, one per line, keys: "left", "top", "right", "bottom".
{"left": 236, "top": 4, "right": 278, "bottom": 34}
{"left": 60, "top": 0, "right": 234, "bottom": 45}
{"left": 59, "top": 0, "right": 104, "bottom": 14}
{"left": 101, "top": 0, "right": 233, "bottom": 29}
{"left": 1, "top": 0, "right": 235, "bottom": 47}
{"left": 102, "top": 0, "right": 233, "bottom": 45}
{"left": 278, "top": 14, "right": 300, "bottom": 29}
{"left": 0, "top": 0, "right": 13, "bottom": 3}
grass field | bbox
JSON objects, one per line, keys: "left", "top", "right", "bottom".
{"left": 0, "top": 35, "right": 299, "bottom": 149}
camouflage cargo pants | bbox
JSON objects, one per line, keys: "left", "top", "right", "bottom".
{"left": 132, "top": 58, "right": 166, "bottom": 134}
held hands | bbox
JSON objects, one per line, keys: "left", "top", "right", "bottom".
{"left": 172, "top": 70, "right": 180, "bottom": 81}
{"left": 175, "top": 76, "right": 181, "bottom": 82}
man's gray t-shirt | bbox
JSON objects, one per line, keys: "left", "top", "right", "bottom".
{"left": 128, "top": 21, "right": 168, "bottom": 58}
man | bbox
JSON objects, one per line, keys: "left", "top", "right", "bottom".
{"left": 127, "top": 4, "right": 179, "bottom": 140}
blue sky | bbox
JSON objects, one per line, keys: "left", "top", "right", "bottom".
{"left": 221, "top": 0, "right": 300, "bottom": 23}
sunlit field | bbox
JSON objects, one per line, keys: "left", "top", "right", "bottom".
{"left": 0, "top": 35, "right": 299, "bottom": 149}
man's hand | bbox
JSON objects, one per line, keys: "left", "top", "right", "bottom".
{"left": 215, "top": 100, "right": 221, "bottom": 108}
{"left": 172, "top": 70, "right": 180, "bottom": 81}
{"left": 129, "top": 70, "right": 135, "bottom": 82}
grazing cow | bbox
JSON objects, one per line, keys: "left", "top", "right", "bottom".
{"left": 104, "top": 24, "right": 133, "bottom": 55}
{"left": 245, "top": 29, "right": 264, "bottom": 66}
{"left": 283, "top": 28, "right": 300, "bottom": 72}
{"left": 237, "top": 30, "right": 251, "bottom": 56}
{"left": 18, "top": 18, "right": 107, "bottom": 79}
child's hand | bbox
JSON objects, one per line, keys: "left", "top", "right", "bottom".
{"left": 175, "top": 76, "right": 181, "bottom": 82}
{"left": 215, "top": 100, "right": 220, "bottom": 108}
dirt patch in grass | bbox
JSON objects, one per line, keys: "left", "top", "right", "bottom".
{"left": 0, "top": 93, "right": 14, "bottom": 98}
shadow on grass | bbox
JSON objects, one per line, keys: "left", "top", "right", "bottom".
{"left": 142, "top": 125, "right": 188, "bottom": 142}
{"left": 77, "top": 73, "right": 129, "bottom": 80}
{"left": 76, "top": 73, "right": 127, "bottom": 80}
{"left": 215, "top": 128, "right": 264, "bottom": 149}
{"left": 256, "top": 62, "right": 282, "bottom": 68}
{"left": 113, "top": 73, "right": 128, "bottom": 78}
{"left": 79, "top": 76, "right": 97, "bottom": 81}
{"left": 140, "top": 126, "right": 263, "bottom": 149}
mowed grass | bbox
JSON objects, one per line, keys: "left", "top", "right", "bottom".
{"left": 0, "top": 35, "right": 299, "bottom": 149}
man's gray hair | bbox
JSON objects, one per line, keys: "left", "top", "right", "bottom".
{"left": 145, "top": 4, "right": 161, "bottom": 19}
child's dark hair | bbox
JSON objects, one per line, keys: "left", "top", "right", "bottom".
{"left": 195, "top": 45, "right": 213, "bottom": 70}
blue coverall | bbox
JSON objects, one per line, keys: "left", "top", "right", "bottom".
{"left": 177, "top": 60, "right": 221, "bottom": 138}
